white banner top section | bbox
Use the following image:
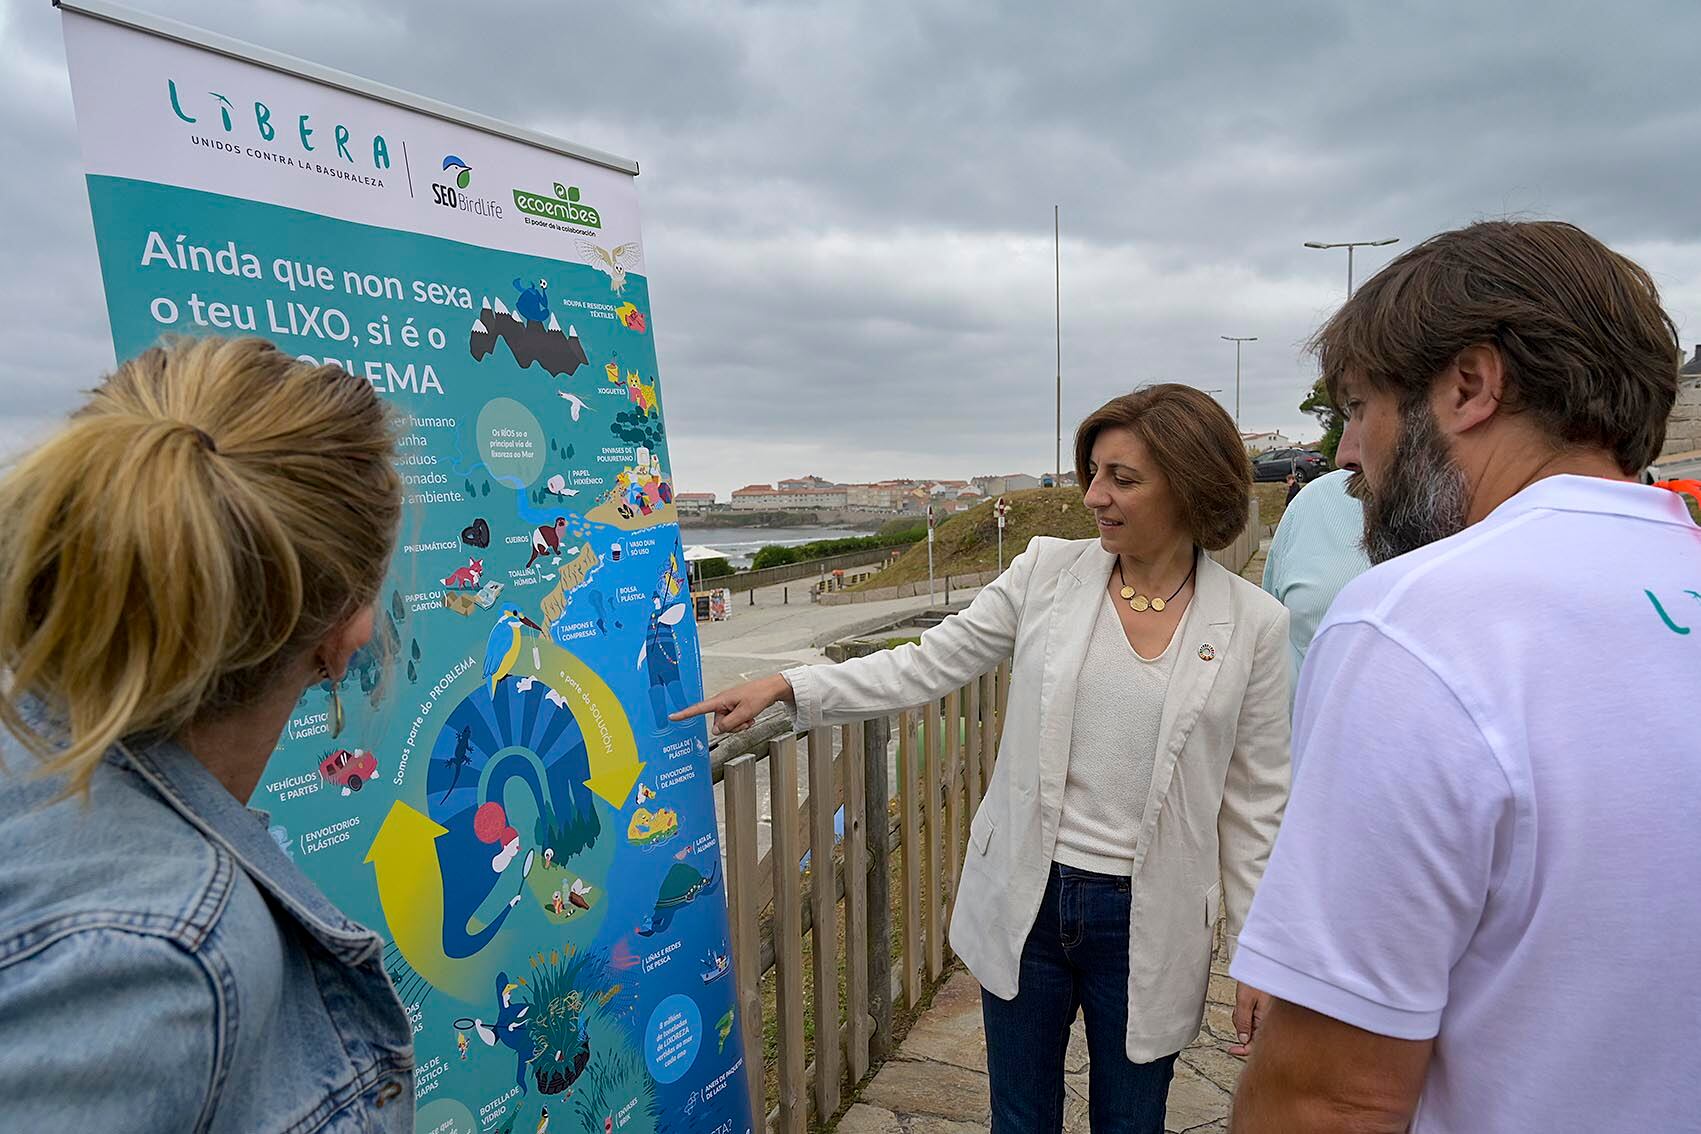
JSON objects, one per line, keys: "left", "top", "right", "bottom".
{"left": 61, "top": 3, "right": 646, "bottom": 262}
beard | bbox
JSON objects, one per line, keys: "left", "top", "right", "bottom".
{"left": 1360, "top": 401, "right": 1471, "bottom": 565}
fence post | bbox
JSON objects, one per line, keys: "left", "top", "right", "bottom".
{"left": 898, "top": 710, "right": 921, "bottom": 1008}
{"left": 943, "top": 687, "right": 962, "bottom": 932}
{"left": 925, "top": 697, "right": 945, "bottom": 981}
{"left": 807, "top": 728, "right": 841, "bottom": 1119}
{"left": 995, "top": 659, "right": 1012, "bottom": 750}
{"left": 965, "top": 677, "right": 982, "bottom": 818}
{"left": 769, "top": 735, "right": 807, "bottom": 1134}
{"left": 863, "top": 715, "right": 893, "bottom": 1062}
{"left": 844, "top": 721, "right": 872, "bottom": 1084}
{"left": 724, "top": 755, "right": 764, "bottom": 1122}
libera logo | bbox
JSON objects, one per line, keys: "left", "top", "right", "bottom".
{"left": 431, "top": 155, "right": 504, "bottom": 219}
{"left": 512, "top": 182, "right": 602, "bottom": 229}
{"left": 167, "top": 79, "right": 391, "bottom": 170}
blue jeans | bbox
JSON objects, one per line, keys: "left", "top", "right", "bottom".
{"left": 982, "top": 864, "right": 1178, "bottom": 1134}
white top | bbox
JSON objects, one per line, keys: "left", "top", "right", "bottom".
{"left": 1260, "top": 469, "right": 1370, "bottom": 704}
{"left": 1053, "top": 595, "right": 1182, "bottom": 875}
{"left": 1231, "top": 476, "right": 1701, "bottom": 1133}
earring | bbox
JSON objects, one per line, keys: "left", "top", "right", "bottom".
{"left": 323, "top": 663, "right": 345, "bottom": 739}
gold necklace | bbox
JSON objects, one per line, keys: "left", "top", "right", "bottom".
{"left": 1116, "top": 557, "right": 1195, "bottom": 613}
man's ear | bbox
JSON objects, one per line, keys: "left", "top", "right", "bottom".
{"left": 1433, "top": 343, "right": 1506, "bottom": 437}
{"left": 318, "top": 604, "right": 377, "bottom": 682}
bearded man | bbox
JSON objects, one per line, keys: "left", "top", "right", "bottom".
{"left": 1230, "top": 220, "right": 1700, "bottom": 1132}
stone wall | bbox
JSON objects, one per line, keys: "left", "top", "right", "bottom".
{"left": 1662, "top": 377, "right": 1701, "bottom": 459}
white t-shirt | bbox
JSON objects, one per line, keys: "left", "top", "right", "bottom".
{"left": 1231, "top": 475, "right": 1701, "bottom": 1133}
{"left": 1053, "top": 595, "right": 1182, "bottom": 875}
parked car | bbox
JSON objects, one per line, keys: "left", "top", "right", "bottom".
{"left": 1252, "top": 447, "right": 1330, "bottom": 483}
{"left": 319, "top": 747, "right": 378, "bottom": 794}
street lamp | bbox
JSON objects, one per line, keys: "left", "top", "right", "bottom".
{"left": 1219, "top": 337, "right": 1257, "bottom": 430}
{"left": 1303, "top": 237, "right": 1399, "bottom": 296}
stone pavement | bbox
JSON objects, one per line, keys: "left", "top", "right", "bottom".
{"left": 838, "top": 951, "right": 1245, "bottom": 1134}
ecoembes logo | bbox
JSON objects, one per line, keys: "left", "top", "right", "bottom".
{"left": 166, "top": 79, "right": 392, "bottom": 172}
{"left": 512, "top": 182, "right": 602, "bottom": 229}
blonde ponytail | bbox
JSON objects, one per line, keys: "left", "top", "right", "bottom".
{"left": 0, "top": 337, "right": 402, "bottom": 794}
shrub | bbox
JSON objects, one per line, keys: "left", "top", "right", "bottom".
{"left": 696, "top": 557, "right": 735, "bottom": 580}
{"left": 750, "top": 545, "right": 800, "bottom": 570}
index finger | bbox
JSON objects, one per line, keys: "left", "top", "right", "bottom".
{"left": 669, "top": 698, "right": 720, "bottom": 722}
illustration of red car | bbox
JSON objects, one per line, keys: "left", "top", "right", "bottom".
{"left": 319, "top": 748, "right": 378, "bottom": 793}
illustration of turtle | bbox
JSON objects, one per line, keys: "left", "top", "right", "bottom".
{"left": 636, "top": 859, "right": 721, "bottom": 937}
{"left": 716, "top": 1009, "right": 734, "bottom": 1053}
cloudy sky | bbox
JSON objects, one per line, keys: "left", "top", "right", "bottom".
{"left": 5, "top": 0, "right": 1701, "bottom": 497}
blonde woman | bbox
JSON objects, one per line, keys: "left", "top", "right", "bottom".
{"left": 677, "top": 385, "right": 1291, "bottom": 1134}
{"left": 0, "top": 339, "right": 413, "bottom": 1131}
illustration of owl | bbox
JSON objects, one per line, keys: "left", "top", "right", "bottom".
{"left": 577, "top": 241, "right": 643, "bottom": 295}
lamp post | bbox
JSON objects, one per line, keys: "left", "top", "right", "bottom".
{"left": 1054, "top": 204, "right": 1062, "bottom": 483}
{"left": 1303, "top": 237, "right": 1399, "bottom": 297}
{"left": 1219, "top": 337, "right": 1256, "bottom": 430}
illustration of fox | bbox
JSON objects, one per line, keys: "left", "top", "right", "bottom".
{"left": 443, "top": 557, "right": 484, "bottom": 590}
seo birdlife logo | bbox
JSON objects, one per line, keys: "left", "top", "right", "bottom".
{"left": 431, "top": 154, "right": 504, "bottom": 220}
{"left": 442, "top": 154, "right": 472, "bottom": 189}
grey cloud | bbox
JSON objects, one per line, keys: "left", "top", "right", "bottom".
{"left": 5, "top": 0, "right": 1701, "bottom": 495}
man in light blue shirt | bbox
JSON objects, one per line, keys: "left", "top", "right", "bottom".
{"left": 1260, "top": 467, "right": 1370, "bottom": 701}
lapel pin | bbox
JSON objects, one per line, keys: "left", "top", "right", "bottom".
{"left": 1198, "top": 644, "right": 1216, "bottom": 662}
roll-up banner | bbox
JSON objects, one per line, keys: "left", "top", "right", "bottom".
{"left": 59, "top": 5, "right": 753, "bottom": 1132}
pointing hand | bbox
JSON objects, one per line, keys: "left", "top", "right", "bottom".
{"left": 669, "top": 673, "right": 795, "bottom": 734}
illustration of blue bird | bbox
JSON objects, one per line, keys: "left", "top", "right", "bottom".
{"left": 512, "top": 277, "right": 551, "bottom": 325}
{"left": 485, "top": 606, "right": 542, "bottom": 696}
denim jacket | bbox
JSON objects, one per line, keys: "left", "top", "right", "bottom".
{"left": 0, "top": 728, "right": 415, "bottom": 1132}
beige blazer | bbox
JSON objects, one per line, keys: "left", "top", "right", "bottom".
{"left": 786, "top": 536, "right": 1291, "bottom": 1061}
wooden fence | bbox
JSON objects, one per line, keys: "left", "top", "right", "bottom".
{"left": 718, "top": 661, "right": 1013, "bottom": 1131}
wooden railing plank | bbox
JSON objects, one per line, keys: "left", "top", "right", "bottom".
{"left": 925, "top": 697, "right": 945, "bottom": 981}
{"left": 843, "top": 721, "right": 871, "bottom": 1084}
{"left": 768, "top": 735, "right": 807, "bottom": 1134}
{"left": 807, "top": 728, "right": 841, "bottom": 1119}
{"left": 863, "top": 715, "right": 894, "bottom": 1062}
{"left": 898, "top": 709, "right": 921, "bottom": 1008}
{"left": 965, "top": 677, "right": 982, "bottom": 819}
{"left": 725, "top": 755, "right": 764, "bottom": 1122}
{"left": 995, "top": 660, "right": 1011, "bottom": 750}
{"left": 944, "top": 687, "right": 962, "bottom": 933}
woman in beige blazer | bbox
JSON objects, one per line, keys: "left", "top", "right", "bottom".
{"left": 676, "top": 385, "right": 1291, "bottom": 1134}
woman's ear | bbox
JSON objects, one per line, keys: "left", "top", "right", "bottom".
{"left": 318, "top": 604, "right": 377, "bottom": 682}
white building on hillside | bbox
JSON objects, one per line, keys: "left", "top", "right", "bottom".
{"left": 1240, "top": 430, "right": 1291, "bottom": 454}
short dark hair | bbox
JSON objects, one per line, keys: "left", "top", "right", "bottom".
{"left": 1311, "top": 220, "right": 1680, "bottom": 475}
{"left": 1074, "top": 384, "right": 1250, "bottom": 550}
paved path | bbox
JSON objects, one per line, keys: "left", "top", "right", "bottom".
{"left": 842, "top": 953, "right": 1245, "bottom": 1134}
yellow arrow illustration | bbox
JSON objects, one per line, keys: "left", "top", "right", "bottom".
{"left": 364, "top": 800, "right": 497, "bottom": 1003}
{"left": 535, "top": 640, "right": 644, "bottom": 809}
